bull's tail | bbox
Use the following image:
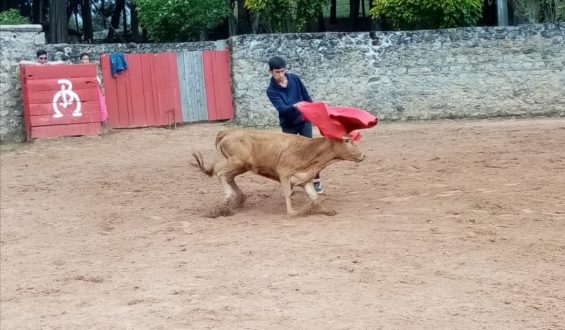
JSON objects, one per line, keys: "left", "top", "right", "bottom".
{"left": 215, "top": 130, "right": 232, "bottom": 159}
{"left": 192, "top": 151, "right": 215, "bottom": 177}
{"left": 215, "top": 131, "right": 228, "bottom": 147}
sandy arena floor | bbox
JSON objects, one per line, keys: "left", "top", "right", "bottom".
{"left": 1, "top": 118, "right": 564, "bottom": 329}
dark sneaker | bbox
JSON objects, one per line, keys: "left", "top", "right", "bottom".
{"left": 313, "top": 179, "right": 323, "bottom": 194}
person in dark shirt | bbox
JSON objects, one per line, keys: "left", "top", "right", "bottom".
{"left": 266, "top": 56, "right": 323, "bottom": 194}
{"left": 19, "top": 49, "right": 65, "bottom": 66}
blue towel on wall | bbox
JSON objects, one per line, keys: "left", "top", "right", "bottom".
{"left": 110, "top": 52, "right": 128, "bottom": 77}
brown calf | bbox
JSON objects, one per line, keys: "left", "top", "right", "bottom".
{"left": 193, "top": 129, "right": 365, "bottom": 217}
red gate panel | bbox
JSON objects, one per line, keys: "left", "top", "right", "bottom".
{"left": 100, "top": 53, "right": 182, "bottom": 128}
{"left": 202, "top": 50, "right": 234, "bottom": 121}
{"left": 20, "top": 64, "right": 102, "bottom": 139}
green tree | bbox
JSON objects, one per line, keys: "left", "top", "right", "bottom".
{"left": 0, "top": 9, "right": 30, "bottom": 25}
{"left": 134, "top": 0, "right": 230, "bottom": 41}
{"left": 370, "top": 0, "right": 482, "bottom": 30}
{"left": 244, "top": 0, "right": 330, "bottom": 33}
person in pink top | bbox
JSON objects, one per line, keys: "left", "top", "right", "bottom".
{"left": 79, "top": 52, "right": 108, "bottom": 124}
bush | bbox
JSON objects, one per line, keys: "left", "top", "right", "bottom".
{"left": 0, "top": 9, "right": 31, "bottom": 25}
{"left": 245, "top": 0, "right": 329, "bottom": 33}
{"left": 370, "top": 0, "right": 483, "bottom": 30}
{"left": 134, "top": 0, "right": 230, "bottom": 42}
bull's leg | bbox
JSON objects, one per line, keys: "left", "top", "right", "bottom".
{"left": 299, "top": 182, "right": 337, "bottom": 217}
{"left": 280, "top": 177, "right": 296, "bottom": 216}
{"left": 304, "top": 182, "right": 319, "bottom": 202}
{"left": 221, "top": 162, "right": 247, "bottom": 208}
{"left": 212, "top": 162, "right": 232, "bottom": 200}
{"left": 226, "top": 177, "right": 245, "bottom": 208}
{"left": 204, "top": 175, "right": 242, "bottom": 218}
{"left": 219, "top": 175, "right": 236, "bottom": 201}
{"left": 205, "top": 163, "right": 236, "bottom": 218}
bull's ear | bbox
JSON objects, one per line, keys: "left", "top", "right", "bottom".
{"left": 342, "top": 135, "right": 351, "bottom": 143}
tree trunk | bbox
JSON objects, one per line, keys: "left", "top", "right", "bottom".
{"left": 349, "top": 0, "right": 360, "bottom": 30}
{"left": 122, "top": 4, "right": 127, "bottom": 34}
{"left": 251, "top": 13, "right": 259, "bottom": 34}
{"left": 42, "top": 0, "right": 49, "bottom": 23}
{"left": 49, "top": 0, "right": 68, "bottom": 43}
{"left": 226, "top": 0, "right": 237, "bottom": 36}
{"left": 237, "top": 0, "right": 251, "bottom": 34}
{"left": 32, "top": 0, "right": 42, "bottom": 24}
{"left": 20, "top": 0, "right": 32, "bottom": 19}
{"left": 82, "top": 0, "right": 93, "bottom": 42}
{"left": 2, "top": 0, "right": 19, "bottom": 11}
{"left": 142, "top": 27, "right": 148, "bottom": 42}
{"left": 497, "top": 0, "right": 508, "bottom": 26}
{"left": 131, "top": 3, "right": 141, "bottom": 42}
{"left": 330, "top": 0, "right": 337, "bottom": 24}
{"left": 317, "top": 11, "right": 325, "bottom": 32}
{"left": 67, "top": 0, "right": 80, "bottom": 22}
{"left": 107, "top": 0, "right": 125, "bottom": 41}
{"left": 101, "top": 0, "right": 106, "bottom": 28}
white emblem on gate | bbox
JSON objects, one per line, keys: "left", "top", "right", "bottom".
{"left": 52, "top": 79, "right": 82, "bottom": 118}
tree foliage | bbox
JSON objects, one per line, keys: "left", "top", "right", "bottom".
{"left": 244, "top": 0, "right": 330, "bottom": 33}
{"left": 134, "top": 0, "right": 230, "bottom": 41}
{"left": 0, "top": 8, "right": 31, "bottom": 25}
{"left": 370, "top": 0, "right": 482, "bottom": 30}
{"left": 511, "top": 0, "right": 565, "bottom": 23}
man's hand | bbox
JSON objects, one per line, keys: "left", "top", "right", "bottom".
{"left": 293, "top": 102, "right": 305, "bottom": 109}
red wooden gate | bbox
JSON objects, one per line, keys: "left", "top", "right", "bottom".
{"left": 202, "top": 50, "right": 233, "bottom": 121}
{"left": 20, "top": 64, "right": 102, "bottom": 139}
{"left": 101, "top": 50, "right": 233, "bottom": 128}
{"left": 100, "top": 53, "right": 183, "bottom": 128}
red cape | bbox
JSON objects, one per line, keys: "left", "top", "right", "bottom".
{"left": 296, "top": 102, "right": 378, "bottom": 141}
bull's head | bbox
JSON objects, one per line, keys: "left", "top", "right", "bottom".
{"left": 333, "top": 135, "right": 365, "bottom": 162}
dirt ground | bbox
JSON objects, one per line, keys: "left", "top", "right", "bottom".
{"left": 1, "top": 118, "right": 564, "bottom": 329}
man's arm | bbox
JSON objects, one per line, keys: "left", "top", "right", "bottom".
{"left": 18, "top": 60, "right": 38, "bottom": 65}
{"left": 267, "top": 89, "right": 295, "bottom": 115}
{"left": 296, "top": 76, "right": 313, "bottom": 102}
{"left": 18, "top": 60, "right": 65, "bottom": 65}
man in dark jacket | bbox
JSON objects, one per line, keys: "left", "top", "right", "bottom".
{"left": 266, "top": 56, "right": 323, "bottom": 193}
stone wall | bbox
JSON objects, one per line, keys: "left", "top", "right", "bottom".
{"left": 0, "top": 25, "right": 45, "bottom": 143}
{"left": 42, "top": 40, "right": 222, "bottom": 64}
{"left": 230, "top": 23, "right": 565, "bottom": 127}
{"left": 0, "top": 24, "right": 220, "bottom": 143}
{"left": 1, "top": 23, "right": 564, "bottom": 142}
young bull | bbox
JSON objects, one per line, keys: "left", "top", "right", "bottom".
{"left": 192, "top": 129, "right": 365, "bottom": 217}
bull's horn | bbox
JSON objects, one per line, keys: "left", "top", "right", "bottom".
{"left": 342, "top": 135, "right": 351, "bottom": 142}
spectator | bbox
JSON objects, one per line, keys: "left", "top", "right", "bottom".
{"left": 19, "top": 49, "right": 65, "bottom": 66}
{"left": 79, "top": 52, "right": 109, "bottom": 125}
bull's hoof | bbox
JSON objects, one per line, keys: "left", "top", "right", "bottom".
{"left": 228, "top": 194, "right": 245, "bottom": 209}
{"left": 206, "top": 203, "right": 234, "bottom": 218}
{"left": 286, "top": 210, "right": 298, "bottom": 218}
{"left": 321, "top": 208, "right": 337, "bottom": 216}
{"left": 297, "top": 203, "right": 337, "bottom": 217}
